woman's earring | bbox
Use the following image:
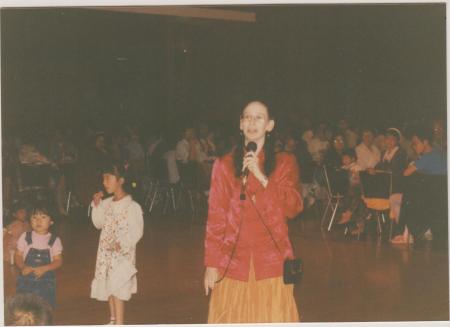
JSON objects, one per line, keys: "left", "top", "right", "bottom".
{"left": 240, "top": 130, "right": 244, "bottom": 137}
{"left": 266, "top": 132, "right": 271, "bottom": 138}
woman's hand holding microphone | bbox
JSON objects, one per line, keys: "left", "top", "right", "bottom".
{"left": 243, "top": 152, "right": 269, "bottom": 188}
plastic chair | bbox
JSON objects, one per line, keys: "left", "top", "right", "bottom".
{"left": 144, "top": 158, "right": 178, "bottom": 216}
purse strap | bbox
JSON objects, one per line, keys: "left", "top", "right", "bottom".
{"left": 246, "top": 190, "right": 285, "bottom": 259}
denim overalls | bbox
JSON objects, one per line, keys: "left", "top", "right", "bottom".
{"left": 16, "top": 232, "right": 57, "bottom": 307}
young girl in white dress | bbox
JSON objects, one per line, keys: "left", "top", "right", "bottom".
{"left": 90, "top": 162, "right": 144, "bottom": 325}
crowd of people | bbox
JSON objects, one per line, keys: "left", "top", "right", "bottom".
{"left": 2, "top": 114, "right": 447, "bottom": 248}
{"left": 2, "top": 109, "right": 447, "bottom": 324}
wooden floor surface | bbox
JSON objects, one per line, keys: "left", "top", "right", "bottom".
{"left": 3, "top": 204, "right": 449, "bottom": 324}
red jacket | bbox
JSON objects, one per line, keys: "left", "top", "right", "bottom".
{"left": 204, "top": 151, "right": 303, "bottom": 281}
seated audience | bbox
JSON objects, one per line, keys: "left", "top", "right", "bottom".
{"left": 371, "top": 128, "right": 407, "bottom": 226}
{"left": 337, "top": 148, "right": 365, "bottom": 226}
{"left": 355, "top": 128, "right": 381, "bottom": 170}
{"left": 308, "top": 122, "right": 329, "bottom": 165}
{"left": 323, "top": 133, "right": 346, "bottom": 169}
{"left": 285, "top": 133, "right": 316, "bottom": 207}
{"left": 338, "top": 118, "right": 359, "bottom": 149}
{"left": 391, "top": 126, "right": 447, "bottom": 244}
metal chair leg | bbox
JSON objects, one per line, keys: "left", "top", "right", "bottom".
{"left": 163, "top": 189, "right": 170, "bottom": 215}
{"left": 327, "top": 198, "right": 340, "bottom": 232}
{"left": 376, "top": 212, "right": 382, "bottom": 235}
{"left": 389, "top": 218, "right": 394, "bottom": 240}
{"left": 66, "top": 191, "right": 72, "bottom": 215}
{"left": 321, "top": 197, "right": 332, "bottom": 227}
{"left": 148, "top": 188, "right": 160, "bottom": 214}
{"left": 170, "top": 187, "right": 177, "bottom": 211}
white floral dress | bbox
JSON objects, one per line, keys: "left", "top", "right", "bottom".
{"left": 90, "top": 195, "right": 144, "bottom": 301}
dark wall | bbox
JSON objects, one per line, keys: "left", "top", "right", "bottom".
{"left": 1, "top": 4, "right": 446, "bottom": 136}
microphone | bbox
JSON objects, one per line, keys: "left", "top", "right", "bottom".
{"left": 240, "top": 141, "right": 257, "bottom": 201}
{"left": 242, "top": 141, "right": 257, "bottom": 177}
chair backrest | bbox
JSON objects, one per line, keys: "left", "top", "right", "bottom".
{"left": 176, "top": 161, "right": 198, "bottom": 190}
{"left": 151, "top": 158, "right": 169, "bottom": 182}
{"left": 18, "top": 164, "right": 51, "bottom": 190}
{"left": 360, "top": 171, "right": 392, "bottom": 199}
{"left": 322, "top": 165, "right": 349, "bottom": 197}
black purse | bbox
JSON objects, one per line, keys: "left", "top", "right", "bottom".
{"left": 283, "top": 258, "right": 303, "bottom": 285}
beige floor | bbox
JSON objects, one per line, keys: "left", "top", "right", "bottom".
{"left": 3, "top": 206, "right": 449, "bottom": 324}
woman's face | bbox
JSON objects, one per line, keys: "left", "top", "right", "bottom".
{"left": 14, "top": 209, "right": 28, "bottom": 221}
{"left": 333, "top": 136, "right": 345, "bottom": 151}
{"left": 362, "top": 131, "right": 374, "bottom": 146}
{"left": 384, "top": 135, "right": 398, "bottom": 150}
{"left": 240, "top": 102, "right": 274, "bottom": 143}
{"left": 411, "top": 136, "right": 425, "bottom": 155}
{"left": 95, "top": 136, "right": 105, "bottom": 150}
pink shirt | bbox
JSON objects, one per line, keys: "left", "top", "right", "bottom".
{"left": 16, "top": 231, "right": 63, "bottom": 260}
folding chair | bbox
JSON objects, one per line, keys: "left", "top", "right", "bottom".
{"left": 145, "top": 158, "right": 178, "bottom": 216}
{"left": 17, "top": 163, "right": 53, "bottom": 202}
{"left": 320, "top": 165, "right": 350, "bottom": 231}
{"left": 359, "top": 170, "right": 393, "bottom": 238}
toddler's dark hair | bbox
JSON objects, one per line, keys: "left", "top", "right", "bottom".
{"left": 5, "top": 293, "right": 53, "bottom": 325}
{"left": 29, "top": 200, "right": 58, "bottom": 233}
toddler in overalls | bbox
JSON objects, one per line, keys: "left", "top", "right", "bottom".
{"left": 15, "top": 203, "right": 63, "bottom": 308}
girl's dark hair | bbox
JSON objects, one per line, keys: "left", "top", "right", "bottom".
{"left": 101, "top": 161, "right": 135, "bottom": 195}
{"left": 232, "top": 101, "right": 276, "bottom": 178}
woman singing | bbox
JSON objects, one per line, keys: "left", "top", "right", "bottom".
{"left": 203, "top": 101, "right": 303, "bottom": 323}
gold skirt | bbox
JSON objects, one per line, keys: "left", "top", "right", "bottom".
{"left": 207, "top": 260, "right": 300, "bottom": 324}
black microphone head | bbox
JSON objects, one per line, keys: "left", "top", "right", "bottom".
{"left": 246, "top": 142, "right": 257, "bottom": 152}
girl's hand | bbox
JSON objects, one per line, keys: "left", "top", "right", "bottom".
{"left": 204, "top": 267, "right": 219, "bottom": 296}
{"left": 21, "top": 266, "right": 33, "bottom": 276}
{"left": 33, "top": 266, "right": 48, "bottom": 279}
{"left": 92, "top": 191, "right": 104, "bottom": 206}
